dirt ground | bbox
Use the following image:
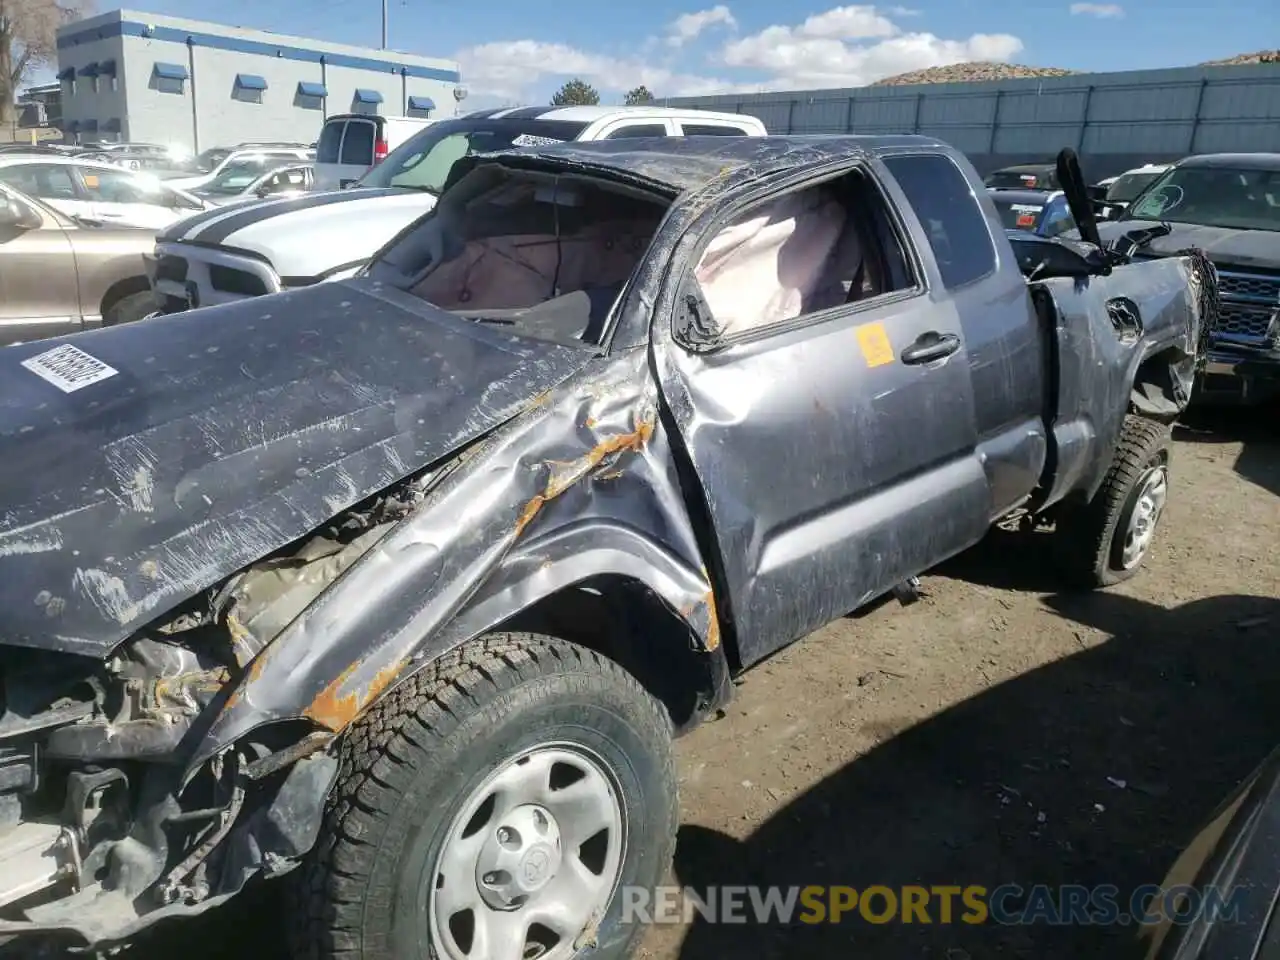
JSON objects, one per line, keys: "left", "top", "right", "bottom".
{"left": 79, "top": 406, "right": 1280, "bottom": 959}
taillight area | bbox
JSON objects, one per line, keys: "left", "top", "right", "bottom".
{"left": 374, "top": 138, "right": 389, "bottom": 163}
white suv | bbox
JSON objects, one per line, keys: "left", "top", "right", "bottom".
{"left": 146, "top": 106, "right": 766, "bottom": 314}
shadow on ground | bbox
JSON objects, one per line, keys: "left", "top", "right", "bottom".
{"left": 1175, "top": 403, "right": 1279, "bottom": 498}
{"left": 57, "top": 599, "right": 1280, "bottom": 960}
{"left": 671, "top": 590, "right": 1280, "bottom": 960}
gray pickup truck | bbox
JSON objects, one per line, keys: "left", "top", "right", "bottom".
{"left": 0, "top": 138, "right": 1211, "bottom": 960}
{"left": 1096, "top": 152, "right": 1280, "bottom": 404}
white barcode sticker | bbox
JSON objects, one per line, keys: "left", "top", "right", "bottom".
{"left": 20, "top": 343, "right": 119, "bottom": 393}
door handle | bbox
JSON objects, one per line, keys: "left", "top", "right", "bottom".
{"left": 901, "top": 331, "right": 961, "bottom": 365}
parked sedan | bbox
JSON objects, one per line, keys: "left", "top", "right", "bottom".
{"left": 0, "top": 156, "right": 207, "bottom": 230}
{"left": 0, "top": 181, "right": 158, "bottom": 346}
{"left": 984, "top": 162, "right": 1060, "bottom": 191}
{"left": 166, "top": 147, "right": 313, "bottom": 191}
{"left": 193, "top": 161, "right": 314, "bottom": 206}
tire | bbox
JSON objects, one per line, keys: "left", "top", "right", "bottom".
{"left": 104, "top": 289, "right": 159, "bottom": 326}
{"left": 290, "top": 633, "right": 678, "bottom": 960}
{"left": 1054, "top": 414, "right": 1172, "bottom": 588}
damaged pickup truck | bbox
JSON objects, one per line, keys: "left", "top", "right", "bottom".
{"left": 0, "top": 138, "right": 1213, "bottom": 960}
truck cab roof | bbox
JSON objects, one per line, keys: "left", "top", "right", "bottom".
{"left": 459, "top": 104, "right": 766, "bottom": 131}
{"left": 470, "top": 133, "right": 950, "bottom": 193}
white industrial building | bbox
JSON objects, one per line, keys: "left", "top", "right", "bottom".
{"left": 55, "top": 9, "right": 461, "bottom": 149}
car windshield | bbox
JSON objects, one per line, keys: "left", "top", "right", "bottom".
{"left": 1106, "top": 170, "right": 1163, "bottom": 203}
{"left": 196, "top": 148, "right": 232, "bottom": 172}
{"left": 1124, "top": 165, "right": 1280, "bottom": 232}
{"left": 367, "top": 166, "right": 668, "bottom": 344}
{"left": 355, "top": 118, "right": 590, "bottom": 195}
{"left": 200, "top": 159, "right": 275, "bottom": 195}
{"left": 990, "top": 196, "right": 1045, "bottom": 231}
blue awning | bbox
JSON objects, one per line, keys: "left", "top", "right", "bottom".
{"left": 80, "top": 118, "right": 98, "bottom": 131}
{"left": 76, "top": 63, "right": 99, "bottom": 77}
{"left": 353, "top": 88, "right": 383, "bottom": 104}
{"left": 297, "top": 81, "right": 327, "bottom": 97}
{"left": 153, "top": 61, "right": 189, "bottom": 81}
{"left": 66, "top": 120, "right": 80, "bottom": 132}
{"left": 407, "top": 95, "right": 435, "bottom": 110}
{"left": 97, "top": 59, "right": 117, "bottom": 76}
{"left": 235, "top": 73, "right": 267, "bottom": 91}
{"left": 57, "top": 66, "right": 75, "bottom": 80}
{"left": 103, "top": 118, "right": 122, "bottom": 132}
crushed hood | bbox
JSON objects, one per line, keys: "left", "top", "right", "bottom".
{"left": 1097, "top": 219, "right": 1280, "bottom": 269}
{"left": 0, "top": 279, "right": 593, "bottom": 656}
{"left": 159, "top": 189, "right": 438, "bottom": 279}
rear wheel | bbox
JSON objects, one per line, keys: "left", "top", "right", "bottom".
{"left": 290, "top": 633, "right": 678, "bottom": 960}
{"left": 1054, "top": 415, "right": 1172, "bottom": 587}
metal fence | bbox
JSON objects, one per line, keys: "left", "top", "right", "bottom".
{"left": 663, "top": 62, "right": 1280, "bottom": 178}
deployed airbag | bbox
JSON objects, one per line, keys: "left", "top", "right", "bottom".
{"left": 695, "top": 188, "right": 849, "bottom": 335}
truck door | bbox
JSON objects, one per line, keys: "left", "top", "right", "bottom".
{"left": 651, "top": 163, "right": 989, "bottom": 666}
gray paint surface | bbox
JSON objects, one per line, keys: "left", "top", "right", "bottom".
{"left": 662, "top": 62, "right": 1280, "bottom": 179}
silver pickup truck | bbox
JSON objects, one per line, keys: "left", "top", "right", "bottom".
{"left": 0, "top": 138, "right": 1212, "bottom": 960}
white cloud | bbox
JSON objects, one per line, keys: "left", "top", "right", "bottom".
{"left": 1070, "top": 2, "right": 1124, "bottom": 16}
{"left": 456, "top": 39, "right": 735, "bottom": 101}
{"left": 457, "top": 4, "right": 1026, "bottom": 103}
{"left": 666, "top": 5, "right": 738, "bottom": 47}
{"left": 720, "top": 6, "right": 1022, "bottom": 89}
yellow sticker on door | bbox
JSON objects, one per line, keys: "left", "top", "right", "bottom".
{"left": 855, "top": 321, "right": 895, "bottom": 368}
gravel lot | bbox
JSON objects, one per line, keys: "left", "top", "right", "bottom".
{"left": 102, "top": 406, "right": 1280, "bottom": 960}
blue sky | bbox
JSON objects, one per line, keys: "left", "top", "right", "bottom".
{"left": 37, "top": 0, "right": 1276, "bottom": 105}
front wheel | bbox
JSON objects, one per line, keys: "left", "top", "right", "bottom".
{"left": 103, "top": 289, "right": 159, "bottom": 326}
{"left": 291, "top": 633, "right": 678, "bottom": 960}
{"left": 1054, "top": 415, "right": 1172, "bottom": 587}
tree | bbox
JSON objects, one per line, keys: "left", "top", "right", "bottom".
{"left": 550, "top": 78, "right": 599, "bottom": 107}
{"left": 1, "top": 0, "right": 91, "bottom": 126}
{"left": 624, "top": 85, "right": 655, "bottom": 106}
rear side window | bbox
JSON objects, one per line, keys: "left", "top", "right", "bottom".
{"left": 884, "top": 154, "right": 997, "bottom": 289}
{"left": 339, "top": 121, "right": 376, "bottom": 165}
{"left": 316, "top": 121, "right": 344, "bottom": 163}
{"left": 682, "top": 124, "right": 749, "bottom": 136}
{"left": 989, "top": 197, "right": 1044, "bottom": 230}
{"left": 605, "top": 124, "right": 668, "bottom": 139}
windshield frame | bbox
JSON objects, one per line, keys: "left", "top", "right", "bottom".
{"left": 1119, "top": 163, "right": 1280, "bottom": 233}
{"left": 354, "top": 117, "right": 591, "bottom": 195}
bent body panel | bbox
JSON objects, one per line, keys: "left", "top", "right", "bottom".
{"left": 0, "top": 278, "right": 593, "bottom": 655}
{"left": 189, "top": 348, "right": 719, "bottom": 774}
{"left": 1036, "top": 255, "right": 1206, "bottom": 507}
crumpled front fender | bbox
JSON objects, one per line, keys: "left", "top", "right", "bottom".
{"left": 184, "top": 348, "right": 720, "bottom": 780}
{"left": 1034, "top": 253, "right": 1210, "bottom": 507}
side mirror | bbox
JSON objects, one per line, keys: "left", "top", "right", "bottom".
{"left": 255, "top": 184, "right": 273, "bottom": 198}
{"left": 1055, "top": 148, "right": 1102, "bottom": 249}
{"left": 0, "top": 198, "right": 40, "bottom": 230}
{"left": 1086, "top": 184, "right": 1108, "bottom": 203}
